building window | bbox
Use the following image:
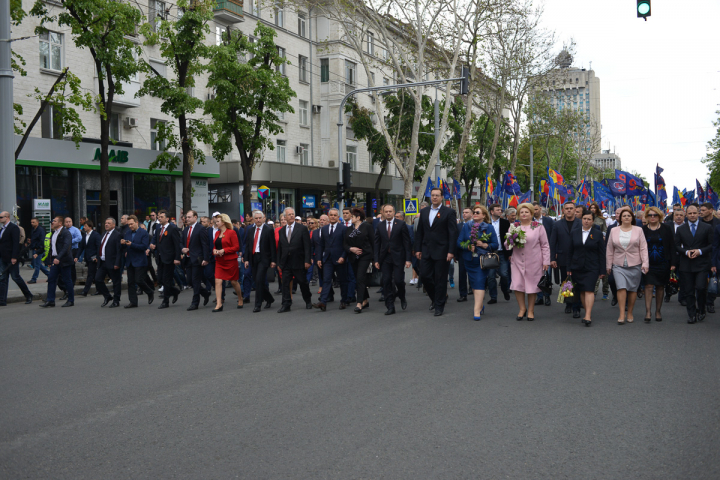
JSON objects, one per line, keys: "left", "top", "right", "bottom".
{"left": 149, "top": 0, "right": 166, "bottom": 32}
{"left": 320, "top": 59, "right": 329, "bottom": 83}
{"left": 383, "top": 77, "right": 390, "bottom": 86}
{"left": 346, "top": 145, "right": 357, "bottom": 170}
{"left": 277, "top": 110, "right": 285, "bottom": 121}
{"left": 366, "top": 32, "right": 374, "bottom": 55}
{"left": 276, "top": 47, "right": 285, "bottom": 75}
{"left": 249, "top": 0, "right": 259, "bottom": 16}
{"left": 149, "top": 59, "right": 167, "bottom": 78}
{"left": 299, "top": 55, "right": 308, "bottom": 83}
{"left": 41, "top": 105, "right": 63, "bottom": 139}
{"left": 345, "top": 60, "right": 356, "bottom": 85}
{"left": 299, "top": 100, "right": 308, "bottom": 126}
{"left": 150, "top": 118, "right": 166, "bottom": 150}
{"left": 39, "top": 31, "right": 63, "bottom": 71}
{"left": 215, "top": 26, "right": 227, "bottom": 46}
{"left": 274, "top": 2, "right": 284, "bottom": 28}
{"left": 109, "top": 113, "right": 120, "bottom": 141}
{"left": 276, "top": 140, "right": 286, "bottom": 163}
{"left": 298, "top": 12, "right": 306, "bottom": 38}
{"left": 300, "top": 143, "right": 310, "bottom": 165}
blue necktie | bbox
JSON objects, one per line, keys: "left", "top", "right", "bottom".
{"left": 691, "top": 223, "right": 696, "bottom": 237}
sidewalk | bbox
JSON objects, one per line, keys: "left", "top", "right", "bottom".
{"left": 4, "top": 263, "right": 129, "bottom": 304}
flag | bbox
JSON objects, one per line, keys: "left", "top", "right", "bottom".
{"left": 452, "top": 178, "right": 462, "bottom": 200}
{"left": 438, "top": 177, "right": 451, "bottom": 199}
{"left": 577, "top": 180, "right": 590, "bottom": 201}
{"left": 656, "top": 164, "right": 664, "bottom": 176}
{"left": 508, "top": 195, "right": 519, "bottom": 208}
{"left": 551, "top": 184, "right": 570, "bottom": 203}
{"left": 684, "top": 189, "right": 695, "bottom": 204}
{"left": 503, "top": 171, "right": 522, "bottom": 195}
{"left": 485, "top": 172, "right": 494, "bottom": 197}
{"left": 616, "top": 169, "right": 644, "bottom": 197}
{"left": 673, "top": 187, "right": 687, "bottom": 207}
{"left": 608, "top": 174, "right": 626, "bottom": 196}
{"left": 647, "top": 189, "right": 657, "bottom": 207}
{"left": 518, "top": 191, "right": 531, "bottom": 204}
{"left": 424, "top": 178, "right": 434, "bottom": 198}
{"left": 696, "top": 180, "right": 705, "bottom": 204}
{"left": 707, "top": 183, "right": 720, "bottom": 209}
{"left": 655, "top": 172, "right": 667, "bottom": 206}
{"left": 540, "top": 179, "right": 550, "bottom": 195}
{"left": 547, "top": 167, "right": 564, "bottom": 185}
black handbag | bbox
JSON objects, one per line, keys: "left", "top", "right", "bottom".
{"left": 537, "top": 271, "right": 552, "bottom": 295}
{"left": 479, "top": 252, "right": 500, "bottom": 270}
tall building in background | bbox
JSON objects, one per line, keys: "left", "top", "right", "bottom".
{"left": 591, "top": 150, "right": 622, "bottom": 172}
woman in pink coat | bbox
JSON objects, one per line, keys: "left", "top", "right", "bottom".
{"left": 505, "top": 203, "right": 550, "bottom": 321}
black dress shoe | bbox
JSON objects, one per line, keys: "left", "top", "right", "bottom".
{"left": 277, "top": 305, "right": 291, "bottom": 313}
{"left": 203, "top": 293, "right": 210, "bottom": 306}
{"left": 78, "top": 292, "right": 88, "bottom": 297}
{"left": 516, "top": 314, "right": 525, "bottom": 321}
{"left": 572, "top": 310, "right": 581, "bottom": 319}
{"left": 708, "top": 305, "right": 715, "bottom": 314}
{"left": 354, "top": 306, "right": 362, "bottom": 313}
{"left": 339, "top": 302, "right": 347, "bottom": 310}
{"left": 274, "top": 289, "right": 282, "bottom": 294}
{"left": 90, "top": 291, "right": 101, "bottom": 296}
{"left": 212, "top": 306, "right": 223, "bottom": 313}
{"left": 39, "top": 301, "right": 55, "bottom": 308}
{"left": 385, "top": 308, "right": 396, "bottom": 315}
{"left": 253, "top": 306, "right": 261, "bottom": 313}
{"left": 544, "top": 296, "right": 551, "bottom": 306}
{"left": 172, "top": 292, "right": 179, "bottom": 304}
{"left": 109, "top": 302, "right": 120, "bottom": 308}
{"left": 313, "top": 302, "right": 327, "bottom": 312}
{"left": 148, "top": 292, "right": 154, "bottom": 305}
{"left": 457, "top": 296, "right": 467, "bottom": 302}
{"left": 306, "top": 303, "right": 313, "bottom": 309}
{"left": 527, "top": 315, "right": 535, "bottom": 321}
{"left": 428, "top": 303, "right": 435, "bottom": 311}
{"left": 698, "top": 312, "right": 706, "bottom": 322}
{"left": 637, "top": 291, "right": 644, "bottom": 299}
{"left": 688, "top": 316, "right": 697, "bottom": 324}
{"left": 187, "top": 305, "right": 198, "bottom": 311}
{"left": 379, "top": 295, "right": 385, "bottom": 302}
{"left": 503, "top": 292, "right": 510, "bottom": 301}
{"left": 680, "top": 300, "right": 687, "bottom": 307}
{"left": 487, "top": 298, "right": 497, "bottom": 305}
{"left": 611, "top": 297, "right": 618, "bottom": 306}
{"left": 101, "top": 297, "right": 111, "bottom": 307}
{"left": 564, "top": 305, "right": 572, "bottom": 314}
{"left": 434, "top": 310, "right": 443, "bottom": 316}
{"left": 243, "top": 297, "right": 250, "bottom": 304}
{"left": 124, "top": 304, "right": 138, "bottom": 309}
{"left": 158, "top": 303, "right": 169, "bottom": 309}
{"left": 28, "top": 279, "right": 37, "bottom": 284}
{"left": 376, "top": 288, "right": 383, "bottom": 294}
{"left": 25, "top": 296, "right": 33, "bottom": 304}
{"left": 401, "top": 299, "right": 407, "bottom": 310}
{"left": 535, "top": 297, "right": 544, "bottom": 305}
{"left": 237, "top": 304, "right": 244, "bottom": 309}
{"left": 60, "top": 293, "right": 68, "bottom": 301}
{"left": 61, "top": 301, "right": 74, "bottom": 307}
{"left": 264, "top": 301, "right": 273, "bottom": 309}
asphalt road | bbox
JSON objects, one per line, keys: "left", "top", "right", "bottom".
{"left": 1, "top": 282, "right": 719, "bottom": 479}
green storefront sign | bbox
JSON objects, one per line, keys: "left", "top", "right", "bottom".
{"left": 93, "top": 148, "right": 129, "bottom": 164}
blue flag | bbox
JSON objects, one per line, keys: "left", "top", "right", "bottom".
{"left": 696, "top": 180, "right": 705, "bottom": 204}
{"left": 452, "top": 178, "right": 462, "bottom": 200}
{"left": 608, "top": 175, "right": 626, "bottom": 196}
{"left": 424, "top": 178, "right": 434, "bottom": 198}
{"left": 616, "top": 169, "right": 644, "bottom": 197}
{"left": 647, "top": 189, "right": 657, "bottom": 207}
{"left": 518, "top": 191, "right": 531, "bottom": 204}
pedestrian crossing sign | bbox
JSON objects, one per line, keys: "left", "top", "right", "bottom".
{"left": 404, "top": 198, "right": 419, "bottom": 215}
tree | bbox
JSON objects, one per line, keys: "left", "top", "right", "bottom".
{"left": 138, "top": 0, "right": 215, "bottom": 214}
{"left": 204, "top": 24, "right": 295, "bottom": 219}
{"left": 32, "top": 0, "right": 143, "bottom": 221}
{"left": 345, "top": 101, "right": 390, "bottom": 207}
{"left": 702, "top": 111, "right": 720, "bottom": 193}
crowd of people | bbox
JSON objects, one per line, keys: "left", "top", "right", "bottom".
{"left": 1, "top": 190, "right": 718, "bottom": 326}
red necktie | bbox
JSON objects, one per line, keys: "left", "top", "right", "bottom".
{"left": 253, "top": 227, "right": 260, "bottom": 253}
{"left": 387, "top": 221, "right": 392, "bottom": 238}
{"left": 186, "top": 225, "right": 192, "bottom": 248}
{"left": 100, "top": 232, "right": 108, "bottom": 253}
{"left": 159, "top": 226, "right": 165, "bottom": 242}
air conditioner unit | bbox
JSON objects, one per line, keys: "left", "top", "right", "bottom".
{"left": 295, "top": 146, "right": 303, "bottom": 154}
{"left": 328, "top": 160, "right": 336, "bottom": 168}
{"left": 124, "top": 116, "right": 138, "bottom": 129}
{"left": 312, "top": 105, "right": 322, "bottom": 114}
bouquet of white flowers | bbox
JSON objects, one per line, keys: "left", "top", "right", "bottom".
{"left": 504, "top": 223, "right": 527, "bottom": 250}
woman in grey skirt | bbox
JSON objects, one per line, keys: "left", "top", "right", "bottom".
{"left": 606, "top": 208, "right": 649, "bottom": 324}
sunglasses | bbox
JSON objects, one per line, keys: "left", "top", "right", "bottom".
{"left": 473, "top": 211, "right": 483, "bottom": 215}
{"left": 647, "top": 213, "right": 659, "bottom": 217}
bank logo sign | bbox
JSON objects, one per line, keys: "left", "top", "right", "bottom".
{"left": 93, "top": 148, "right": 129, "bottom": 164}
{"left": 194, "top": 180, "right": 207, "bottom": 188}
{"left": 33, "top": 199, "right": 51, "bottom": 210}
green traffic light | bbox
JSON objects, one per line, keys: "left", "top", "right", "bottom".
{"left": 638, "top": 2, "right": 650, "bottom": 15}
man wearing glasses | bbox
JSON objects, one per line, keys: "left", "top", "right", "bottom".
{"left": 0, "top": 212, "right": 34, "bottom": 306}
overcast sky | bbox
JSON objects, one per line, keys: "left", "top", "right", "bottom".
{"left": 538, "top": 0, "right": 720, "bottom": 195}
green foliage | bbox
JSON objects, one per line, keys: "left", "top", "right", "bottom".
{"left": 138, "top": 0, "right": 215, "bottom": 173}
{"left": 702, "top": 111, "right": 720, "bottom": 193}
{"left": 345, "top": 101, "right": 390, "bottom": 170}
{"left": 11, "top": 0, "right": 27, "bottom": 134}
{"left": 10, "top": 0, "right": 26, "bottom": 25}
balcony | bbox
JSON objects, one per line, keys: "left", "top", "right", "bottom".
{"left": 214, "top": 0, "right": 244, "bottom": 24}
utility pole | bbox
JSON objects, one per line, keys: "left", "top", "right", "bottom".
{"left": 0, "top": 0, "right": 16, "bottom": 216}
{"left": 434, "top": 89, "right": 440, "bottom": 182}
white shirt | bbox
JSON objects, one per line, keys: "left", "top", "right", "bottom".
{"left": 344, "top": 220, "right": 352, "bottom": 227}
{"left": 51, "top": 227, "right": 61, "bottom": 256}
{"left": 100, "top": 229, "right": 114, "bottom": 260}
{"left": 582, "top": 228, "right": 592, "bottom": 244}
{"left": 428, "top": 205, "right": 441, "bottom": 227}
{"left": 492, "top": 217, "right": 503, "bottom": 251}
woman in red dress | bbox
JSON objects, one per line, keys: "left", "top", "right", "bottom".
{"left": 212, "top": 214, "right": 244, "bottom": 312}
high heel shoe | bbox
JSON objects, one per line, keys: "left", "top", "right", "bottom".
{"left": 473, "top": 315, "right": 482, "bottom": 321}
{"left": 584, "top": 319, "right": 592, "bottom": 327}
{"left": 527, "top": 314, "right": 534, "bottom": 321}
{"left": 617, "top": 319, "right": 625, "bottom": 325}
{"left": 237, "top": 304, "right": 243, "bottom": 309}
{"left": 212, "top": 306, "right": 223, "bottom": 313}
{"left": 481, "top": 306, "right": 485, "bottom": 315}
{"left": 516, "top": 312, "right": 526, "bottom": 321}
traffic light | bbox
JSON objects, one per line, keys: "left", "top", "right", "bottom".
{"left": 342, "top": 162, "right": 352, "bottom": 188}
{"left": 337, "top": 181, "right": 345, "bottom": 201}
{"left": 460, "top": 65, "right": 470, "bottom": 95}
{"left": 637, "top": 0, "right": 650, "bottom": 20}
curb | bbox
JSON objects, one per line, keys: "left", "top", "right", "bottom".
{"left": 5, "top": 283, "right": 131, "bottom": 305}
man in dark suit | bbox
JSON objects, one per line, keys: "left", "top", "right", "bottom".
{"left": 28, "top": 217, "right": 49, "bottom": 283}
{"left": 148, "top": 209, "right": 181, "bottom": 309}
{"left": 374, "top": 205, "right": 412, "bottom": 315}
{"left": 664, "top": 203, "right": 684, "bottom": 226}
{"left": 677, "top": 204, "right": 713, "bottom": 323}
{"left": 414, "top": 188, "right": 458, "bottom": 316}
{"left": 39, "top": 215, "right": 74, "bottom": 307}
{"left": 0, "top": 212, "right": 33, "bottom": 306}
{"left": 201, "top": 215, "right": 217, "bottom": 293}
{"left": 310, "top": 215, "right": 328, "bottom": 299}
{"left": 486, "top": 203, "right": 511, "bottom": 304}
{"left": 667, "top": 209, "right": 687, "bottom": 304}
{"left": 181, "top": 210, "right": 210, "bottom": 310}
{"left": 121, "top": 215, "right": 155, "bottom": 308}
{"left": 276, "top": 207, "right": 312, "bottom": 312}
{"left": 533, "top": 202, "right": 555, "bottom": 306}
{"left": 94, "top": 217, "right": 123, "bottom": 308}
{"left": 313, "top": 208, "right": 348, "bottom": 311}
{"left": 77, "top": 220, "right": 101, "bottom": 297}
{"left": 700, "top": 202, "right": 720, "bottom": 313}
{"left": 550, "top": 201, "right": 583, "bottom": 317}
{"left": 244, "top": 210, "right": 276, "bottom": 312}
{"left": 455, "top": 208, "right": 472, "bottom": 303}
